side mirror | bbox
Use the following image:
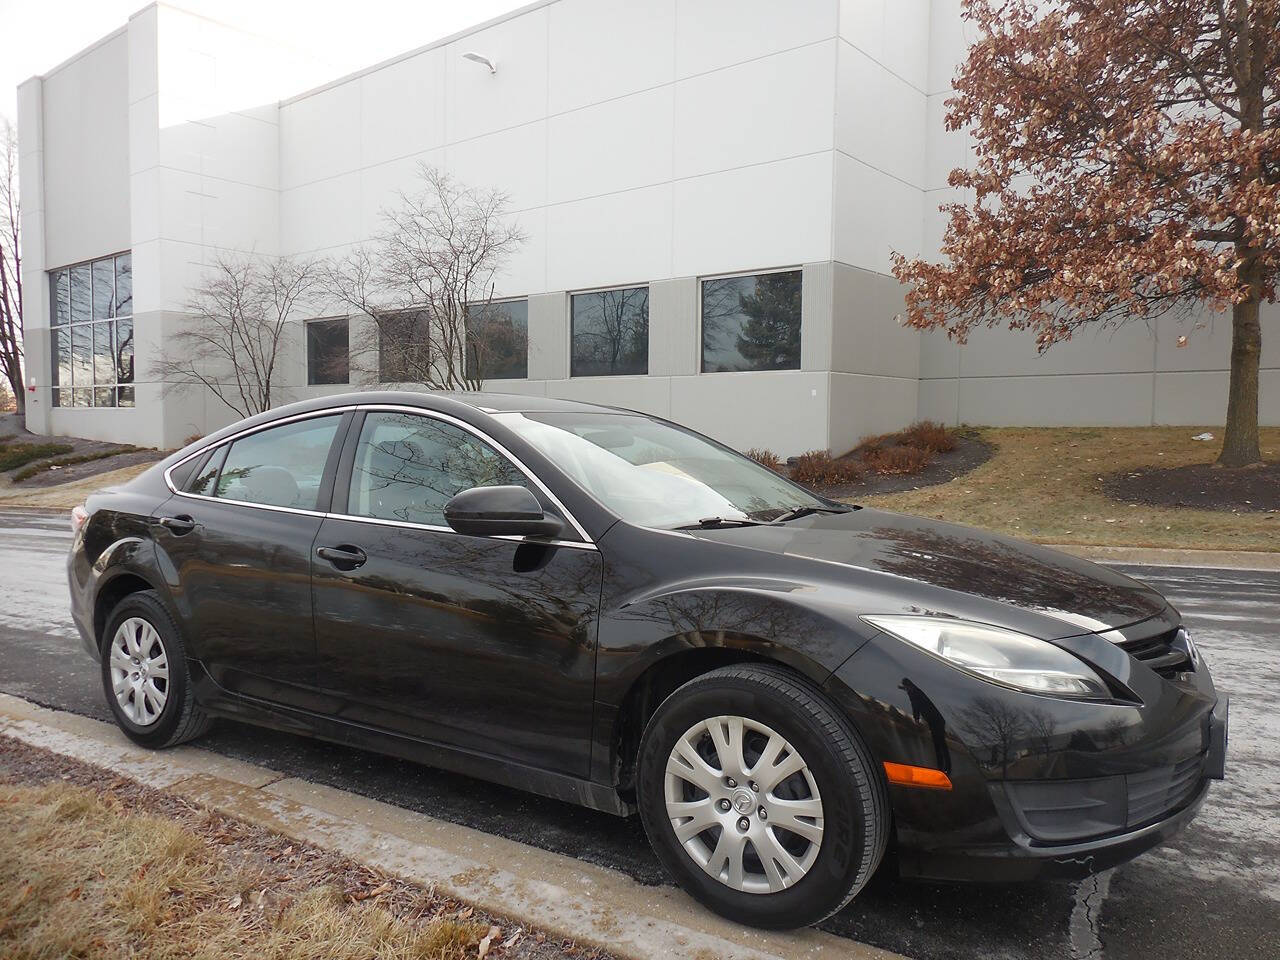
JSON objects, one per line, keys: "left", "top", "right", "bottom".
{"left": 443, "top": 485, "right": 564, "bottom": 540}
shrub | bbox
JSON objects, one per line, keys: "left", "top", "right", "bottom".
{"left": 790, "top": 450, "right": 863, "bottom": 486}
{"left": 862, "top": 444, "right": 934, "bottom": 475}
{"left": 0, "top": 443, "right": 74, "bottom": 472}
{"left": 744, "top": 447, "right": 783, "bottom": 472}
{"left": 182, "top": 433, "right": 204, "bottom": 448}
{"left": 900, "top": 420, "right": 958, "bottom": 453}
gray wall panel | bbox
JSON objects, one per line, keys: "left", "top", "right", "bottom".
{"left": 830, "top": 262, "right": 921, "bottom": 379}
{"left": 648, "top": 277, "right": 698, "bottom": 377}
{"left": 958, "top": 373, "right": 1155, "bottom": 426}
{"left": 527, "top": 292, "right": 568, "bottom": 381}
{"left": 801, "top": 261, "right": 834, "bottom": 371}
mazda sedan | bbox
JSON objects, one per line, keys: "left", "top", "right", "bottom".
{"left": 68, "top": 391, "right": 1227, "bottom": 928}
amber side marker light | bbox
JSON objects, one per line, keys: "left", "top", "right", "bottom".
{"left": 883, "top": 761, "right": 953, "bottom": 790}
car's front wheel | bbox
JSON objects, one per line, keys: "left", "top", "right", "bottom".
{"left": 637, "top": 664, "right": 888, "bottom": 929}
{"left": 101, "top": 590, "right": 210, "bottom": 748}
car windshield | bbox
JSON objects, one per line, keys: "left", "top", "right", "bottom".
{"left": 492, "top": 411, "right": 830, "bottom": 529}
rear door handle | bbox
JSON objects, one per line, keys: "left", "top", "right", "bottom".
{"left": 316, "top": 544, "right": 367, "bottom": 570}
{"left": 158, "top": 515, "right": 197, "bottom": 535}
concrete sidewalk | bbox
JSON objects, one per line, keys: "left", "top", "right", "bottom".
{"left": 0, "top": 692, "right": 901, "bottom": 960}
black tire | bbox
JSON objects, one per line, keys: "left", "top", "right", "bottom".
{"left": 636, "top": 664, "right": 889, "bottom": 929}
{"left": 100, "top": 590, "right": 211, "bottom": 748}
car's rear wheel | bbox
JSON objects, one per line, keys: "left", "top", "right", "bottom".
{"left": 636, "top": 664, "right": 888, "bottom": 929}
{"left": 101, "top": 590, "right": 210, "bottom": 748}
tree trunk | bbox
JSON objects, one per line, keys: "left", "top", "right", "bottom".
{"left": 2, "top": 359, "right": 21, "bottom": 417}
{"left": 1217, "top": 289, "right": 1262, "bottom": 468}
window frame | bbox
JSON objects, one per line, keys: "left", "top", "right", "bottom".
{"left": 305, "top": 316, "right": 351, "bottom": 386}
{"left": 698, "top": 265, "right": 803, "bottom": 375}
{"left": 333, "top": 408, "right": 535, "bottom": 530}
{"left": 568, "top": 283, "right": 651, "bottom": 379}
{"left": 49, "top": 251, "right": 135, "bottom": 408}
{"left": 164, "top": 410, "right": 351, "bottom": 518}
{"left": 464, "top": 296, "right": 530, "bottom": 381}
{"left": 376, "top": 308, "right": 432, "bottom": 383}
{"left": 161, "top": 404, "right": 594, "bottom": 546}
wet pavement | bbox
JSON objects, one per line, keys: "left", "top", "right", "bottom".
{"left": 1, "top": 507, "right": 1276, "bottom": 959}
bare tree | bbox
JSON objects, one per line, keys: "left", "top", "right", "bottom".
{"left": 0, "top": 120, "right": 23, "bottom": 416}
{"left": 326, "top": 164, "right": 525, "bottom": 391}
{"left": 157, "top": 254, "right": 321, "bottom": 418}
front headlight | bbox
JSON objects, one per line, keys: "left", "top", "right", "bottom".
{"left": 864, "top": 615, "right": 1111, "bottom": 699}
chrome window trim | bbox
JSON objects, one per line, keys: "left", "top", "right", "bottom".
{"left": 161, "top": 402, "right": 596, "bottom": 548}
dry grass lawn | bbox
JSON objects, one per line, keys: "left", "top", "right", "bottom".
{"left": 0, "top": 781, "right": 488, "bottom": 960}
{"left": 853, "top": 426, "right": 1280, "bottom": 552}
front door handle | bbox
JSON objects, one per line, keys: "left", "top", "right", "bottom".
{"left": 158, "top": 514, "right": 197, "bottom": 535}
{"left": 316, "top": 544, "right": 367, "bottom": 570}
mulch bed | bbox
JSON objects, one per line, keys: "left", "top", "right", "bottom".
{"left": 0, "top": 734, "right": 612, "bottom": 960}
{"left": 799, "top": 434, "right": 995, "bottom": 501}
{"left": 1103, "top": 461, "right": 1280, "bottom": 513}
{"left": 15, "top": 449, "right": 164, "bottom": 487}
{"left": 0, "top": 412, "right": 164, "bottom": 487}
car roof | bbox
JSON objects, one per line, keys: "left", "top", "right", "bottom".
{"left": 268, "top": 389, "right": 638, "bottom": 418}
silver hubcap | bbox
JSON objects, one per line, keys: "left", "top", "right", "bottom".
{"left": 109, "top": 617, "right": 170, "bottom": 726}
{"left": 664, "top": 715, "right": 824, "bottom": 894}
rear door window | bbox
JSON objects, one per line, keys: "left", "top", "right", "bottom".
{"left": 211, "top": 416, "right": 342, "bottom": 511}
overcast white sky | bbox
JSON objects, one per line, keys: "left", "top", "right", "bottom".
{"left": 0, "top": 0, "right": 531, "bottom": 125}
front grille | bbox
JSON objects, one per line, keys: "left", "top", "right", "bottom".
{"left": 1125, "top": 755, "right": 1203, "bottom": 827}
{"left": 1117, "top": 627, "right": 1193, "bottom": 679}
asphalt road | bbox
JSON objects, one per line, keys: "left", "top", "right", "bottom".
{"left": 1, "top": 507, "right": 1276, "bottom": 960}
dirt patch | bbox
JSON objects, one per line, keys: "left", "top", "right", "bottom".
{"left": 797, "top": 433, "right": 994, "bottom": 500}
{"left": 1103, "top": 462, "right": 1280, "bottom": 513}
{"left": 0, "top": 735, "right": 612, "bottom": 960}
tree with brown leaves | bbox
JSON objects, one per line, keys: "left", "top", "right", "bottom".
{"left": 893, "top": 0, "right": 1278, "bottom": 467}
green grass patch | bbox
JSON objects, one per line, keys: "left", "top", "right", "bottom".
{"left": 0, "top": 442, "right": 74, "bottom": 472}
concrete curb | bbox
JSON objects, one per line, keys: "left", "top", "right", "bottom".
{"left": 1044, "top": 544, "right": 1280, "bottom": 571}
{"left": 0, "top": 693, "right": 902, "bottom": 960}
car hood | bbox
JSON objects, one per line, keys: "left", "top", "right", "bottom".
{"left": 686, "top": 508, "right": 1168, "bottom": 636}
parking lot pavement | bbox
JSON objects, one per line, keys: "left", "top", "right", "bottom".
{"left": 1, "top": 507, "right": 1276, "bottom": 960}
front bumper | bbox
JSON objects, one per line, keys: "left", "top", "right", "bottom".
{"left": 825, "top": 616, "right": 1225, "bottom": 883}
{"left": 898, "top": 775, "right": 1213, "bottom": 882}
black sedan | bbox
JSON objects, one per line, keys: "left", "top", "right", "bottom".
{"left": 67, "top": 391, "right": 1227, "bottom": 929}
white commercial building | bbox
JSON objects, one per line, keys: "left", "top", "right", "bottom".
{"left": 17, "top": 0, "right": 1278, "bottom": 453}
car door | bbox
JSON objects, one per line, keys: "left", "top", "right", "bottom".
{"left": 154, "top": 411, "right": 349, "bottom": 709}
{"left": 309, "top": 408, "right": 603, "bottom": 778}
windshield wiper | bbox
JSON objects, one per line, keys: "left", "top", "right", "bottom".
{"left": 769, "top": 505, "right": 852, "bottom": 524}
{"left": 674, "top": 516, "right": 770, "bottom": 530}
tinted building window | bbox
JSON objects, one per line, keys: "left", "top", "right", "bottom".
{"left": 49, "top": 252, "right": 135, "bottom": 407}
{"left": 213, "top": 416, "right": 342, "bottom": 511}
{"left": 378, "top": 309, "right": 431, "bottom": 383}
{"left": 307, "top": 318, "right": 350, "bottom": 385}
{"left": 466, "top": 299, "right": 528, "bottom": 380}
{"left": 571, "top": 287, "right": 649, "bottom": 377}
{"left": 701, "top": 270, "right": 802, "bottom": 373}
{"left": 346, "top": 411, "right": 527, "bottom": 527}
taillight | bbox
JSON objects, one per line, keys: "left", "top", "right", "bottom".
{"left": 70, "top": 504, "right": 89, "bottom": 535}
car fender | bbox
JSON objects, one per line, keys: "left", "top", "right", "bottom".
{"left": 596, "top": 575, "right": 881, "bottom": 704}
